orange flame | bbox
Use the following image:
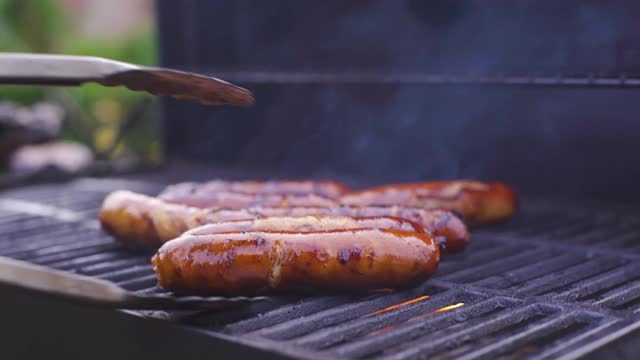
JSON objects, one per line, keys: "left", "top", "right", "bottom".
{"left": 368, "top": 295, "right": 430, "bottom": 316}
{"left": 432, "top": 302, "right": 464, "bottom": 313}
{"left": 367, "top": 302, "right": 465, "bottom": 337}
{"left": 412, "top": 302, "right": 465, "bottom": 321}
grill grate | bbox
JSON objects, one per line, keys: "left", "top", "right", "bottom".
{"left": 1, "top": 179, "right": 640, "bottom": 359}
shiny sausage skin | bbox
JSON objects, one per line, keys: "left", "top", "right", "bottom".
{"left": 340, "top": 180, "right": 517, "bottom": 226}
{"left": 159, "top": 179, "right": 350, "bottom": 201}
{"left": 99, "top": 191, "right": 469, "bottom": 252}
{"left": 158, "top": 191, "right": 337, "bottom": 209}
{"left": 186, "top": 215, "right": 423, "bottom": 235}
{"left": 98, "top": 190, "right": 207, "bottom": 248}
{"left": 152, "top": 229, "right": 440, "bottom": 294}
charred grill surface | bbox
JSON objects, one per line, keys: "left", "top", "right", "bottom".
{"left": 1, "top": 178, "right": 640, "bottom": 359}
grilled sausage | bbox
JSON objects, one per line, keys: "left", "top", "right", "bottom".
{"left": 99, "top": 190, "right": 205, "bottom": 248}
{"left": 159, "top": 179, "right": 350, "bottom": 201}
{"left": 186, "top": 215, "right": 423, "bottom": 236}
{"left": 99, "top": 191, "right": 469, "bottom": 252}
{"left": 340, "top": 180, "right": 517, "bottom": 226}
{"left": 152, "top": 228, "right": 440, "bottom": 294}
{"left": 159, "top": 191, "right": 337, "bottom": 209}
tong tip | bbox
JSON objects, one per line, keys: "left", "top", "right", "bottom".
{"left": 100, "top": 68, "right": 255, "bottom": 107}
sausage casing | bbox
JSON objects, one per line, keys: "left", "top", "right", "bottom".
{"left": 152, "top": 229, "right": 440, "bottom": 294}
{"left": 99, "top": 191, "right": 469, "bottom": 252}
{"left": 340, "top": 180, "right": 517, "bottom": 226}
{"left": 159, "top": 191, "right": 337, "bottom": 209}
{"left": 159, "top": 179, "right": 349, "bottom": 201}
{"left": 186, "top": 215, "right": 423, "bottom": 235}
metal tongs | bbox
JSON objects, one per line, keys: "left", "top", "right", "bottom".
{"left": 0, "top": 53, "right": 254, "bottom": 106}
{"left": 0, "top": 256, "right": 267, "bottom": 310}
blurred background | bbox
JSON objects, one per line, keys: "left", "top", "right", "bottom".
{"left": 0, "top": 0, "right": 159, "bottom": 183}
{"left": 2, "top": 0, "right": 640, "bottom": 202}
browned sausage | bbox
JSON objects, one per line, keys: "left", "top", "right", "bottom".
{"left": 152, "top": 228, "right": 440, "bottom": 294}
{"left": 340, "top": 180, "right": 517, "bottom": 226}
{"left": 159, "top": 179, "right": 350, "bottom": 202}
{"left": 99, "top": 191, "right": 469, "bottom": 252}
{"left": 185, "top": 215, "right": 423, "bottom": 235}
{"left": 158, "top": 191, "right": 337, "bottom": 209}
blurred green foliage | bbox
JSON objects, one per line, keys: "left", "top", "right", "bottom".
{"left": 0, "top": 0, "right": 65, "bottom": 103}
{"left": 0, "top": 0, "right": 161, "bottom": 164}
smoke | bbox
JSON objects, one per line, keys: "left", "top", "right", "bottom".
{"left": 163, "top": 1, "right": 640, "bottom": 198}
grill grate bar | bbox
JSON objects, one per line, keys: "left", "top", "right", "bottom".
{"left": 595, "top": 281, "right": 640, "bottom": 310}
{"left": 0, "top": 220, "right": 79, "bottom": 240}
{"left": 456, "top": 311, "right": 603, "bottom": 360}
{"left": 95, "top": 264, "right": 155, "bottom": 282}
{"left": 45, "top": 251, "right": 131, "bottom": 271}
{"left": 332, "top": 297, "right": 518, "bottom": 359}
{"left": 184, "top": 295, "right": 306, "bottom": 329}
{"left": 224, "top": 294, "right": 365, "bottom": 334}
{"left": 530, "top": 320, "right": 624, "bottom": 360}
{"left": 0, "top": 226, "right": 86, "bottom": 253}
{"left": 6, "top": 238, "right": 113, "bottom": 259}
{"left": 291, "top": 290, "right": 474, "bottom": 350}
{"left": 538, "top": 222, "right": 607, "bottom": 241}
{"left": 439, "top": 248, "right": 556, "bottom": 283}
{"left": 504, "top": 215, "right": 589, "bottom": 238}
{"left": 572, "top": 223, "right": 638, "bottom": 245}
{"left": 78, "top": 257, "right": 152, "bottom": 275}
{"left": 471, "top": 252, "right": 586, "bottom": 290}
{"left": 436, "top": 240, "right": 502, "bottom": 261}
{"left": 435, "top": 244, "right": 531, "bottom": 277}
{"left": 115, "top": 273, "right": 160, "bottom": 291}
{"left": 379, "top": 304, "right": 559, "bottom": 360}
{"left": 0, "top": 198, "right": 95, "bottom": 227}
{"left": 256, "top": 284, "right": 440, "bottom": 340}
{"left": 554, "top": 264, "right": 640, "bottom": 302}
{"left": 25, "top": 245, "right": 122, "bottom": 265}
{"left": 515, "top": 258, "right": 626, "bottom": 297}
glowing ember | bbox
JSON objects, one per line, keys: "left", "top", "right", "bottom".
{"left": 412, "top": 302, "right": 465, "bottom": 321}
{"left": 367, "top": 302, "right": 465, "bottom": 337}
{"left": 369, "top": 295, "right": 431, "bottom": 316}
{"left": 432, "top": 302, "right": 464, "bottom": 313}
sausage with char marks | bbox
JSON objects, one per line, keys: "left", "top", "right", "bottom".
{"left": 99, "top": 190, "right": 469, "bottom": 252}
{"left": 152, "top": 228, "right": 440, "bottom": 294}
{"left": 341, "top": 180, "right": 517, "bottom": 226}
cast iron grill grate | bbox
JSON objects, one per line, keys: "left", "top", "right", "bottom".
{"left": 1, "top": 178, "right": 639, "bottom": 359}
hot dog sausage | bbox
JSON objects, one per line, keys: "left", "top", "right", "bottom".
{"left": 158, "top": 191, "right": 337, "bottom": 209}
{"left": 152, "top": 228, "right": 440, "bottom": 294}
{"left": 159, "top": 179, "right": 350, "bottom": 201}
{"left": 185, "top": 215, "right": 423, "bottom": 235}
{"left": 99, "top": 191, "right": 469, "bottom": 252}
{"left": 340, "top": 180, "right": 517, "bottom": 226}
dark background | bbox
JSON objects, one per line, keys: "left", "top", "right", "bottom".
{"left": 158, "top": 0, "right": 640, "bottom": 201}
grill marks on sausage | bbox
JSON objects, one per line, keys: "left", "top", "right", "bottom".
{"left": 340, "top": 181, "right": 516, "bottom": 226}
{"left": 338, "top": 246, "right": 364, "bottom": 265}
{"left": 152, "top": 229, "right": 439, "bottom": 294}
{"left": 100, "top": 191, "right": 470, "bottom": 257}
{"left": 268, "top": 239, "right": 284, "bottom": 289}
{"left": 159, "top": 179, "right": 350, "bottom": 200}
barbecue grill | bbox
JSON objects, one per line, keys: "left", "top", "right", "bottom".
{"left": 2, "top": 1, "right": 640, "bottom": 359}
